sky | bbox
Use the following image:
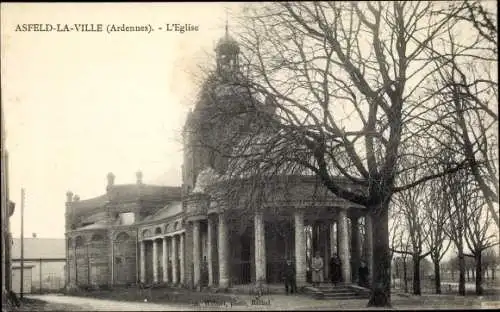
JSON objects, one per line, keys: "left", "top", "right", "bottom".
{"left": 1, "top": 2, "right": 497, "bottom": 258}
{"left": 1, "top": 2, "right": 244, "bottom": 239}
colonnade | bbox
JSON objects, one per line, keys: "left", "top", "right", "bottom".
{"left": 189, "top": 207, "right": 373, "bottom": 288}
{"left": 139, "top": 231, "right": 185, "bottom": 285}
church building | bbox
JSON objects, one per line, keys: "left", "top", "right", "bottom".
{"left": 64, "top": 27, "right": 374, "bottom": 291}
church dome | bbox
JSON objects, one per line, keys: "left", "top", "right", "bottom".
{"left": 216, "top": 28, "right": 240, "bottom": 55}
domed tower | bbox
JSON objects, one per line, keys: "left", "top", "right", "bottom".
{"left": 182, "top": 24, "right": 261, "bottom": 196}
{"left": 215, "top": 23, "right": 240, "bottom": 81}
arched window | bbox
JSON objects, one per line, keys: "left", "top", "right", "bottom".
{"left": 142, "top": 229, "right": 151, "bottom": 239}
{"left": 115, "top": 232, "right": 130, "bottom": 242}
{"left": 155, "top": 227, "right": 162, "bottom": 235}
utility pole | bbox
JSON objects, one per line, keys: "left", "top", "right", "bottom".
{"left": 20, "top": 188, "right": 25, "bottom": 299}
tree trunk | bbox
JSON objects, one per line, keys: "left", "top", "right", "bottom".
{"left": 433, "top": 260, "right": 441, "bottom": 294}
{"left": 451, "top": 268, "right": 455, "bottom": 280}
{"left": 367, "top": 205, "right": 391, "bottom": 307}
{"left": 492, "top": 267, "right": 495, "bottom": 280}
{"left": 458, "top": 251, "right": 466, "bottom": 296}
{"left": 403, "top": 258, "right": 408, "bottom": 293}
{"left": 412, "top": 256, "right": 421, "bottom": 295}
{"left": 475, "top": 253, "right": 483, "bottom": 295}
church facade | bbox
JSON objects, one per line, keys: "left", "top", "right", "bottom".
{"left": 64, "top": 29, "right": 374, "bottom": 291}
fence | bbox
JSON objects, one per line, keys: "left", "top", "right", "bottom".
{"left": 391, "top": 269, "right": 500, "bottom": 294}
{"left": 12, "top": 258, "right": 66, "bottom": 294}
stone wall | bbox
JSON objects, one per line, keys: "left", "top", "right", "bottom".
{"left": 113, "top": 231, "right": 137, "bottom": 285}
{"left": 88, "top": 234, "right": 109, "bottom": 287}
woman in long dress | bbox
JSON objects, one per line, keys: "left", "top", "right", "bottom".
{"left": 311, "top": 251, "right": 324, "bottom": 287}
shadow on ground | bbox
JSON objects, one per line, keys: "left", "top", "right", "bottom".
{"left": 2, "top": 297, "right": 84, "bottom": 312}
{"left": 65, "top": 286, "right": 246, "bottom": 307}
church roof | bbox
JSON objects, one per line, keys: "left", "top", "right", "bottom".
{"left": 140, "top": 200, "right": 183, "bottom": 223}
{"left": 12, "top": 238, "right": 66, "bottom": 259}
{"left": 107, "top": 184, "right": 181, "bottom": 202}
{"left": 70, "top": 184, "right": 181, "bottom": 215}
{"left": 77, "top": 219, "right": 110, "bottom": 230}
{"left": 79, "top": 211, "right": 108, "bottom": 224}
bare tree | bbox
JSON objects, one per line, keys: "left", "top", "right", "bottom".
{"left": 392, "top": 175, "right": 432, "bottom": 295}
{"left": 436, "top": 0, "right": 497, "bottom": 54}
{"left": 184, "top": 1, "right": 487, "bottom": 306}
{"left": 423, "top": 176, "right": 452, "bottom": 294}
{"left": 426, "top": 0, "right": 499, "bottom": 229}
{"left": 482, "top": 248, "right": 498, "bottom": 280}
{"left": 390, "top": 210, "right": 412, "bottom": 293}
{"left": 444, "top": 166, "right": 476, "bottom": 296}
{"left": 463, "top": 182, "right": 499, "bottom": 295}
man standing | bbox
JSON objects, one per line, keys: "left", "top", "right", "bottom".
{"left": 283, "top": 258, "right": 297, "bottom": 295}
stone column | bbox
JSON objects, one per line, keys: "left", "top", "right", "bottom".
{"left": 152, "top": 239, "right": 158, "bottom": 283}
{"left": 294, "top": 210, "right": 306, "bottom": 286}
{"left": 193, "top": 221, "right": 201, "bottom": 287}
{"left": 254, "top": 211, "right": 266, "bottom": 285}
{"left": 180, "top": 234, "right": 185, "bottom": 285}
{"left": 323, "top": 222, "right": 331, "bottom": 280}
{"left": 172, "top": 235, "right": 178, "bottom": 284}
{"left": 364, "top": 214, "right": 374, "bottom": 285}
{"left": 162, "top": 237, "right": 168, "bottom": 283}
{"left": 140, "top": 241, "right": 146, "bottom": 283}
{"left": 207, "top": 216, "right": 214, "bottom": 286}
{"left": 218, "top": 213, "right": 229, "bottom": 288}
{"left": 338, "top": 208, "right": 351, "bottom": 283}
{"left": 350, "top": 216, "right": 361, "bottom": 283}
{"left": 331, "top": 222, "right": 337, "bottom": 256}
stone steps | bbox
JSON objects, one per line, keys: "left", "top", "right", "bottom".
{"left": 304, "top": 284, "right": 370, "bottom": 300}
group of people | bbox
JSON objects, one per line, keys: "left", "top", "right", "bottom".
{"left": 311, "top": 251, "right": 343, "bottom": 286}
{"left": 283, "top": 251, "right": 370, "bottom": 294}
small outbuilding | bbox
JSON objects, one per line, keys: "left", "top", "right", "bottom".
{"left": 12, "top": 265, "right": 34, "bottom": 294}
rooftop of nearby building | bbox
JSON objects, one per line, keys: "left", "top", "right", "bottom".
{"left": 11, "top": 237, "right": 66, "bottom": 259}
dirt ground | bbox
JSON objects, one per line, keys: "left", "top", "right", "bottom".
{"left": 20, "top": 291, "right": 500, "bottom": 311}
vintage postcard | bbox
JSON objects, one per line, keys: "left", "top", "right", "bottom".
{"left": 1, "top": 2, "right": 498, "bottom": 311}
